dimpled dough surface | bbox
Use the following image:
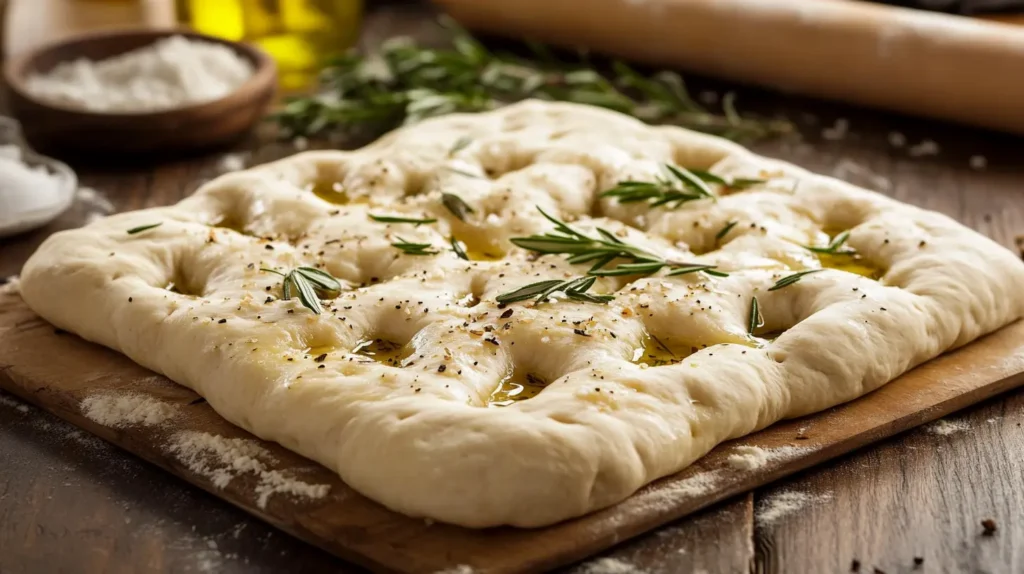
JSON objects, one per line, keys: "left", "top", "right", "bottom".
{"left": 20, "top": 101, "right": 1024, "bottom": 527}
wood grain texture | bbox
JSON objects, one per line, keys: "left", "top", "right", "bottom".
{"left": 2, "top": 2, "right": 1024, "bottom": 573}
{"left": 1, "top": 286, "right": 1022, "bottom": 573}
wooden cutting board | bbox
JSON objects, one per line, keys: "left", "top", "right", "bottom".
{"left": 2, "top": 287, "right": 1023, "bottom": 574}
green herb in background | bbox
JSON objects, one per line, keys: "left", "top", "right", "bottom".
{"left": 274, "top": 17, "right": 791, "bottom": 141}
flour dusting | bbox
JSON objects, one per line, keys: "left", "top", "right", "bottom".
{"left": 926, "top": 419, "right": 970, "bottom": 436}
{"left": 756, "top": 490, "right": 831, "bottom": 524}
{"left": 579, "top": 557, "right": 646, "bottom": 574}
{"left": 727, "top": 446, "right": 769, "bottom": 470}
{"left": 433, "top": 566, "right": 474, "bottom": 574}
{"left": 0, "top": 392, "right": 29, "bottom": 412}
{"left": 832, "top": 159, "right": 892, "bottom": 192}
{"left": 167, "top": 431, "right": 330, "bottom": 508}
{"left": 1, "top": 275, "right": 20, "bottom": 294}
{"left": 82, "top": 393, "right": 178, "bottom": 428}
{"left": 727, "top": 445, "right": 812, "bottom": 471}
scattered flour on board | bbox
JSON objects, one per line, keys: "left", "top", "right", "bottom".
{"left": 1, "top": 275, "right": 20, "bottom": 294}
{"left": 577, "top": 557, "right": 646, "bottom": 574}
{"left": 75, "top": 186, "right": 115, "bottom": 213}
{"left": 216, "top": 153, "right": 247, "bottom": 174}
{"left": 433, "top": 566, "right": 475, "bottom": 574}
{"left": 756, "top": 490, "right": 832, "bottom": 524}
{"left": 832, "top": 159, "right": 892, "bottom": 192}
{"left": 926, "top": 419, "right": 970, "bottom": 436}
{"left": 167, "top": 431, "right": 330, "bottom": 509}
{"left": 908, "top": 139, "right": 940, "bottom": 157}
{"left": 0, "top": 392, "right": 30, "bottom": 413}
{"left": 81, "top": 393, "right": 178, "bottom": 428}
{"left": 726, "top": 445, "right": 813, "bottom": 471}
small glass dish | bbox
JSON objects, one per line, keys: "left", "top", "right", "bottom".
{"left": 0, "top": 116, "right": 77, "bottom": 238}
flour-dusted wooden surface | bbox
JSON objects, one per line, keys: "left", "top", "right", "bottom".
{"left": 2, "top": 2, "right": 1024, "bottom": 573}
{"left": 2, "top": 289, "right": 1023, "bottom": 574}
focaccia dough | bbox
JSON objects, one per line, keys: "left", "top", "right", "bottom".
{"left": 20, "top": 101, "right": 1024, "bottom": 527}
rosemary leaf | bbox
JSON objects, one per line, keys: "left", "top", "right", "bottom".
{"left": 291, "top": 273, "right": 324, "bottom": 315}
{"left": 441, "top": 192, "right": 475, "bottom": 221}
{"left": 127, "top": 223, "right": 162, "bottom": 235}
{"left": 392, "top": 236, "right": 439, "bottom": 256}
{"left": 715, "top": 220, "right": 738, "bottom": 242}
{"left": 450, "top": 236, "right": 469, "bottom": 260}
{"left": 768, "top": 268, "right": 825, "bottom": 291}
{"left": 260, "top": 267, "right": 343, "bottom": 314}
{"left": 293, "top": 267, "right": 342, "bottom": 293}
{"left": 805, "top": 230, "right": 855, "bottom": 255}
{"left": 448, "top": 136, "right": 473, "bottom": 156}
{"left": 748, "top": 296, "right": 764, "bottom": 335}
{"left": 496, "top": 279, "right": 565, "bottom": 304}
{"left": 496, "top": 276, "right": 614, "bottom": 305}
{"left": 369, "top": 214, "right": 437, "bottom": 226}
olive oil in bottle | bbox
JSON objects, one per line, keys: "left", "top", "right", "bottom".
{"left": 177, "top": 0, "right": 362, "bottom": 91}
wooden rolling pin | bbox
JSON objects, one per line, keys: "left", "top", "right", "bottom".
{"left": 434, "top": 0, "right": 1024, "bottom": 135}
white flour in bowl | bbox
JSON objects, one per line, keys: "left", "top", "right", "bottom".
{"left": 25, "top": 35, "right": 254, "bottom": 113}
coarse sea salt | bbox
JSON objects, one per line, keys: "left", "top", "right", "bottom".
{"left": 25, "top": 35, "right": 254, "bottom": 113}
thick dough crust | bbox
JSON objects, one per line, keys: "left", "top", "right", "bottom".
{"left": 20, "top": 101, "right": 1024, "bottom": 527}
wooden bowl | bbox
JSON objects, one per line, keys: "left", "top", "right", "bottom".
{"left": 3, "top": 28, "right": 277, "bottom": 157}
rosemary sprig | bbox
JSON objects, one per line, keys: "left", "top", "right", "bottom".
{"left": 392, "top": 236, "right": 439, "bottom": 256}
{"left": 805, "top": 230, "right": 855, "bottom": 255}
{"left": 768, "top": 269, "right": 824, "bottom": 291}
{"left": 260, "top": 267, "right": 342, "bottom": 315}
{"left": 602, "top": 164, "right": 715, "bottom": 209}
{"left": 369, "top": 214, "right": 437, "bottom": 226}
{"left": 496, "top": 276, "right": 614, "bottom": 305}
{"left": 127, "top": 223, "right": 162, "bottom": 235}
{"left": 497, "top": 207, "right": 726, "bottom": 303}
{"left": 450, "top": 236, "right": 469, "bottom": 260}
{"left": 510, "top": 207, "right": 726, "bottom": 277}
{"left": 273, "top": 18, "right": 791, "bottom": 142}
{"left": 441, "top": 192, "right": 475, "bottom": 221}
{"left": 748, "top": 296, "right": 764, "bottom": 335}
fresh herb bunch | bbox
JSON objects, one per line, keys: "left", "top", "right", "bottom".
{"left": 261, "top": 267, "right": 342, "bottom": 315}
{"left": 274, "top": 18, "right": 790, "bottom": 141}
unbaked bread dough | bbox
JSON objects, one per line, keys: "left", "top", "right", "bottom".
{"left": 19, "top": 101, "right": 1024, "bottom": 527}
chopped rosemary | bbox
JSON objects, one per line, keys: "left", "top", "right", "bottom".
{"left": 441, "top": 192, "right": 475, "bottom": 221}
{"left": 450, "top": 236, "right": 469, "bottom": 260}
{"left": 260, "top": 267, "right": 342, "bottom": 315}
{"left": 602, "top": 164, "right": 716, "bottom": 209}
{"left": 369, "top": 214, "right": 437, "bottom": 226}
{"left": 768, "top": 269, "right": 825, "bottom": 291}
{"left": 805, "top": 230, "right": 855, "bottom": 255}
{"left": 715, "top": 220, "right": 738, "bottom": 242}
{"left": 748, "top": 296, "right": 764, "bottom": 335}
{"left": 496, "top": 276, "right": 614, "bottom": 305}
{"left": 127, "top": 223, "right": 162, "bottom": 235}
{"left": 392, "top": 237, "right": 439, "bottom": 256}
{"left": 448, "top": 136, "right": 473, "bottom": 156}
{"left": 273, "top": 17, "right": 791, "bottom": 142}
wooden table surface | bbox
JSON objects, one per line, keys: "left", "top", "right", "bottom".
{"left": 2, "top": 3, "right": 1023, "bottom": 574}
